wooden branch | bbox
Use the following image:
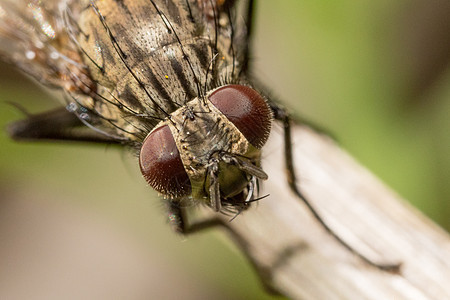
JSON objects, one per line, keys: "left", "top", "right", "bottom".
{"left": 214, "top": 124, "right": 450, "bottom": 299}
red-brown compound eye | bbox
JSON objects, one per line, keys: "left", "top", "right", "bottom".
{"left": 139, "top": 125, "right": 191, "bottom": 197}
{"left": 209, "top": 85, "right": 272, "bottom": 148}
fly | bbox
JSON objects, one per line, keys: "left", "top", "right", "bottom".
{"left": 0, "top": 0, "right": 399, "bottom": 283}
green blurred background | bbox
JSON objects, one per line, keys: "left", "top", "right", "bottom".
{"left": 0, "top": 0, "right": 449, "bottom": 299}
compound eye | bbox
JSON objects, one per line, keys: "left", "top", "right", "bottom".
{"left": 209, "top": 85, "right": 272, "bottom": 148}
{"left": 139, "top": 125, "right": 191, "bottom": 197}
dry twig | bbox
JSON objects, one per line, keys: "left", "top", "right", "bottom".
{"left": 209, "top": 124, "right": 450, "bottom": 299}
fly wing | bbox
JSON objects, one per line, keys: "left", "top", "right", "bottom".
{"left": 220, "top": 0, "right": 254, "bottom": 74}
{"left": 0, "top": 0, "right": 86, "bottom": 88}
{"left": 239, "top": 0, "right": 255, "bottom": 73}
{"left": 0, "top": 0, "right": 129, "bottom": 144}
{"left": 188, "top": 0, "right": 254, "bottom": 75}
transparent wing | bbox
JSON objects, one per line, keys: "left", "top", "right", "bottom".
{"left": 0, "top": 0, "right": 128, "bottom": 144}
{"left": 192, "top": 0, "right": 255, "bottom": 74}
{"left": 226, "top": 0, "right": 254, "bottom": 73}
{"left": 0, "top": 0, "right": 84, "bottom": 87}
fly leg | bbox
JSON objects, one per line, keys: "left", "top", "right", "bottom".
{"left": 165, "top": 199, "right": 282, "bottom": 295}
{"left": 166, "top": 200, "right": 223, "bottom": 234}
{"left": 7, "top": 107, "right": 122, "bottom": 144}
{"left": 270, "top": 104, "right": 401, "bottom": 272}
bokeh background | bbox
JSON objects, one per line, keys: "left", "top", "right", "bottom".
{"left": 0, "top": 0, "right": 449, "bottom": 299}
